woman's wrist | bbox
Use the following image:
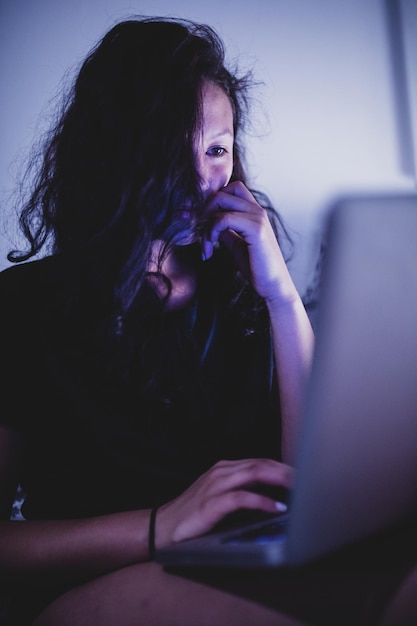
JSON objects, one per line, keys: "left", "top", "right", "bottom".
{"left": 265, "top": 288, "right": 303, "bottom": 317}
{"left": 148, "top": 506, "right": 159, "bottom": 560}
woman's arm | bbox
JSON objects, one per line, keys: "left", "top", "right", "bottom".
{"left": 204, "top": 181, "right": 315, "bottom": 463}
{"left": 0, "top": 427, "right": 152, "bottom": 584}
{"left": 266, "top": 292, "right": 314, "bottom": 464}
{"left": 0, "top": 427, "right": 293, "bottom": 584}
{"left": 0, "top": 510, "right": 151, "bottom": 583}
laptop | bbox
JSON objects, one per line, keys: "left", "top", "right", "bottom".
{"left": 155, "top": 193, "right": 417, "bottom": 569}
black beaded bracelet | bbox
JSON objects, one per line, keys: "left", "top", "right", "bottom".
{"left": 148, "top": 506, "right": 159, "bottom": 560}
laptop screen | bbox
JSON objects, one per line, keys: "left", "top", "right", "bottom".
{"left": 286, "top": 193, "right": 417, "bottom": 564}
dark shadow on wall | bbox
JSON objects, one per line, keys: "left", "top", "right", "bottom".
{"left": 383, "top": 0, "right": 415, "bottom": 177}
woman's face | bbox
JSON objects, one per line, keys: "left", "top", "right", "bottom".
{"left": 172, "top": 81, "right": 234, "bottom": 242}
{"left": 147, "top": 82, "right": 234, "bottom": 300}
{"left": 194, "top": 80, "right": 234, "bottom": 202}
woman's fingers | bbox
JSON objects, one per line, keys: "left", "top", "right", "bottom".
{"left": 202, "top": 181, "right": 293, "bottom": 303}
{"left": 202, "top": 182, "right": 267, "bottom": 262}
{"left": 158, "top": 459, "right": 294, "bottom": 545}
{"left": 210, "top": 180, "right": 258, "bottom": 206}
{"left": 200, "top": 458, "right": 294, "bottom": 496}
{"left": 201, "top": 202, "right": 267, "bottom": 262}
{"left": 203, "top": 182, "right": 277, "bottom": 252}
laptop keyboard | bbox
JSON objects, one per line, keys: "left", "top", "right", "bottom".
{"left": 223, "top": 516, "right": 288, "bottom": 545}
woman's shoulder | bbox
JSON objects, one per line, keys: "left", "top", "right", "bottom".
{"left": 0, "top": 255, "right": 62, "bottom": 296}
{"left": 0, "top": 256, "right": 65, "bottom": 334}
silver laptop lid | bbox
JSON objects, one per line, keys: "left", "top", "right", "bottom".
{"left": 286, "top": 193, "right": 417, "bottom": 565}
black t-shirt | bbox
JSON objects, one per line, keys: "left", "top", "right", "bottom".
{"left": 0, "top": 256, "right": 281, "bottom": 521}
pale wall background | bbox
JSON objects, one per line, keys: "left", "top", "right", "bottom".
{"left": 1, "top": 0, "right": 416, "bottom": 295}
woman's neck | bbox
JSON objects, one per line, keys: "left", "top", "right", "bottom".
{"left": 147, "top": 241, "right": 199, "bottom": 310}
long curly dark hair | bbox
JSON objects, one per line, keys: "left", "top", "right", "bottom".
{"left": 8, "top": 16, "right": 292, "bottom": 377}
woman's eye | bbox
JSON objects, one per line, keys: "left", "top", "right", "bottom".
{"left": 207, "top": 146, "right": 226, "bottom": 157}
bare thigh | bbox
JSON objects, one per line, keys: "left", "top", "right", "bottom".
{"left": 32, "top": 562, "right": 306, "bottom": 626}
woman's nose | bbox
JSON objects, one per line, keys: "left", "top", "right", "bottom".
{"left": 198, "top": 166, "right": 229, "bottom": 199}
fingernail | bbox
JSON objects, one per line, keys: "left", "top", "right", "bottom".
{"left": 275, "top": 501, "right": 287, "bottom": 513}
{"left": 202, "top": 239, "right": 213, "bottom": 261}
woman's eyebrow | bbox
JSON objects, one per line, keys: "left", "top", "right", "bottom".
{"left": 206, "top": 130, "right": 234, "bottom": 141}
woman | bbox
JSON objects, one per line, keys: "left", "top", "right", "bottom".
{"left": 0, "top": 16, "right": 314, "bottom": 624}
